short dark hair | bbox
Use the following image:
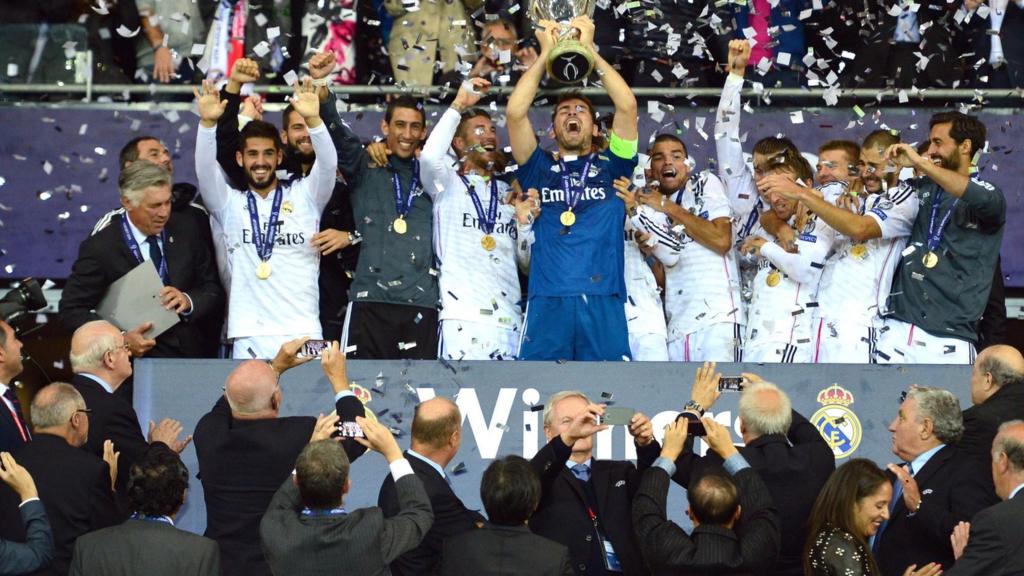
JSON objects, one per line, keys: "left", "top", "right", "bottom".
{"left": 411, "top": 400, "right": 461, "bottom": 450}
{"left": 649, "top": 133, "right": 688, "bottom": 157}
{"left": 481, "top": 455, "right": 540, "bottom": 525}
{"left": 119, "top": 136, "right": 161, "bottom": 170}
{"left": 281, "top": 103, "right": 299, "bottom": 131}
{"left": 0, "top": 321, "right": 9, "bottom": 348}
{"left": 238, "top": 120, "right": 284, "bottom": 153}
{"left": 689, "top": 474, "right": 739, "bottom": 526}
{"left": 764, "top": 150, "right": 813, "bottom": 183}
{"left": 295, "top": 440, "right": 350, "bottom": 509}
{"left": 127, "top": 445, "right": 189, "bottom": 517}
{"left": 862, "top": 129, "right": 900, "bottom": 152}
{"left": 385, "top": 95, "right": 425, "bottom": 125}
{"left": 550, "top": 92, "right": 597, "bottom": 124}
{"left": 929, "top": 111, "right": 987, "bottom": 159}
{"left": 753, "top": 136, "right": 798, "bottom": 159}
{"left": 455, "top": 108, "right": 493, "bottom": 140}
{"left": 818, "top": 140, "right": 861, "bottom": 165}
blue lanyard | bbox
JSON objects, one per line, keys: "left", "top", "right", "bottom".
{"left": 119, "top": 215, "right": 168, "bottom": 284}
{"left": 926, "top": 190, "right": 958, "bottom": 251}
{"left": 130, "top": 513, "right": 173, "bottom": 525}
{"left": 246, "top": 185, "right": 283, "bottom": 263}
{"left": 557, "top": 154, "right": 595, "bottom": 212}
{"left": 301, "top": 507, "right": 348, "bottom": 517}
{"left": 392, "top": 159, "right": 420, "bottom": 219}
{"left": 460, "top": 175, "right": 499, "bottom": 235}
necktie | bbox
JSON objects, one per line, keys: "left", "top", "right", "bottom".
{"left": 571, "top": 463, "right": 591, "bottom": 483}
{"left": 872, "top": 462, "right": 913, "bottom": 552}
{"left": 2, "top": 387, "right": 30, "bottom": 442}
{"left": 146, "top": 235, "right": 163, "bottom": 272}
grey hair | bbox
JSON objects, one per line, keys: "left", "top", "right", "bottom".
{"left": 119, "top": 161, "right": 171, "bottom": 207}
{"left": 993, "top": 420, "right": 1024, "bottom": 473}
{"left": 977, "top": 354, "right": 1024, "bottom": 388}
{"left": 543, "top": 390, "right": 590, "bottom": 427}
{"left": 69, "top": 329, "right": 119, "bottom": 373}
{"left": 907, "top": 386, "right": 964, "bottom": 444}
{"left": 30, "top": 382, "right": 85, "bottom": 429}
{"left": 738, "top": 382, "right": 792, "bottom": 437}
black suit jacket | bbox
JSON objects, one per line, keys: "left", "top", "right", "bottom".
{"left": 70, "top": 519, "right": 220, "bottom": 576}
{"left": 70, "top": 373, "right": 155, "bottom": 493}
{"left": 58, "top": 212, "right": 223, "bottom": 358}
{"left": 529, "top": 435, "right": 661, "bottom": 576}
{"left": 0, "top": 500, "right": 53, "bottom": 576}
{"left": 0, "top": 434, "right": 123, "bottom": 576}
{"left": 378, "top": 451, "right": 485, "bottom": 576}
{"left": 633, "top": 465, "right": 781, "bottom": 575}
{"left": 875, "top": 445, "right": 997, "bottom": 576}
{"left": 440, "top": 523, "right": 573, "bottom": 576}
{"left": 946, "top": 491, "right": 1024, "bottom": 576}
{"left": 959, "top": 383, "right": 1024, "bottom": 466}
{"left": 672, "top": 410, "right": 834, "bottom": 576}
{"left": 193, "top": 394, "right": 366, "bottom": 576}
{"left": 962, "top": 2, "right": 1024, "bottom": 87}
{"left": 0, "top": 388, "right": 30, "bottom": 454}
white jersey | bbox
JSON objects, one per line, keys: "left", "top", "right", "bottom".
{"left": 715, "top": 73, "right": 761, "bottom": 245}
{"left": 420, "top": 108, "right": 526, "bottom": 329}
{"left": 745, "top": 208, "right": 837, "bottom": 349}
{"left": 817, "top": 183, "right": 919, "bottom": 328}
{"left": 647, "top": 172, "right": 743, "bottom": 340}
{"left": 623, "top": 219, "right": 668, "bottom": 339}
{"left": 194, "top": 123, "right": 337, "bottom": 339}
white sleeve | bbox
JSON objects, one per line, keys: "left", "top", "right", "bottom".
{"left": 714, "top": 74, "right": 756, "bottom": 214}
{"left": 633, "top": 205, "right": 683, "bottom": 266}
{"left": 419, "top": 108, "right": 461, "bottom": 200}
{"left": 866, "top": 183, "right": 919, "bottom": 240}
{"left": 195, "top": 125, "right": 232, "bottom": 216}
{"left": 515, "top": 222, "right": 534, "bottom": 271}
{"left": 702, "top": 173, "right": 732, "bottom": 221}
{"left": 306, "top": 123, "right": 339, "bottom": 213}
{"left": 760, "top": 230, "right": 833, "bottom": 286}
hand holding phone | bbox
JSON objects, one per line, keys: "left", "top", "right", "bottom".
{"left": 299, "top": 339, "right": 330, "bottom": 358}
{"left": 718, "top": 377, "right": 745, "bottom": 392}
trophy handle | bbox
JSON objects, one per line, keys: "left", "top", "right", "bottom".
{"left": 546, "top": 38, "right": 594, "bottom": 84}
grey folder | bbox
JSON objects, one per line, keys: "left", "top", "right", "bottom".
{"left": 97, "top": 261, "right": 179, "bottom": 338}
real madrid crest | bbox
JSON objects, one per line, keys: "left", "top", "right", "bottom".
{"left": 812, "top": 384, "right": 862, "bottom": 459}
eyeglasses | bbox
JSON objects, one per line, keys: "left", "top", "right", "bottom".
{"left": 899, "top": 390, "right": 908, "bottom": 403}
{"left": 69, "top": 408, "right": 92, "bottom": 423}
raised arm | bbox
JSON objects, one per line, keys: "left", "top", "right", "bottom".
{"left": 420, "top": 79, "right": 492, "bottom": 198}
{"left": 574, "top": 17, "right": 637, "bottom": 142}
{"left": 319, "top": 342, "right": 368, "bottom": 463}
{"left": 194, "top": 80, "right": 233, "bottom": 215}
{"left": 289, "top": 77, "right": 337, "bottom": 211}
{"left": 216, "top": 58, "right": 261, "bottom": 190}
{"left": 507, "top": 21, "right": 557, "bottom": 165}
{"left": 715, "top": 41, "right": 754, "bottom": 205}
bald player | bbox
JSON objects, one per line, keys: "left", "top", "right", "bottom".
{"left": 378, "top": 397, "right": 484, "bottom": 576}
{"left": 959, "top": 345, "right": 1024, "bottom": 472}
{"left": 193, "top": 340, "right": 366, "bottom": 576}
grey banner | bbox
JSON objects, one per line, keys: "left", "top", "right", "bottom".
{"left": 132, "top": 359, "right": 973, "bottom": 535}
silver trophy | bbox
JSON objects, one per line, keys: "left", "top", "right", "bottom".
{"left": 528, "top": 0, "right": 597, "bottom": 84}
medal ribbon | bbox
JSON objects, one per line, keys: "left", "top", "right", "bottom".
{"left": 247, "top": 185, "right": 283, "bottom": 264}
{"left": 460, "top": 175, "right": 499, "bottom": 235}
{"left": 119, "top": 216, "right": 168, "bottom": 284}
{"left": 926, "top": 190, "right": 958, "bottom": 252}
{"left": 130, "top": 513, "right": 174, "bottom": 525}
{"left": 392, "top": 159, "right": 420, "bottom": 220}
{"left": 301, "top": 507, "right": 348, "bottom": 517}
{"left": 557, "top": 153, "right": 596, "bottom": 214}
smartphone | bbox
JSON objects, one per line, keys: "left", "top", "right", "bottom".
{"left": 685, "top": 419, "right": 708, "bottom": 436}
{"left": 299, "top": 339, "right": 330, "bottom": 358}
{"left": 718, "top": 377, "right": 745, "bottom": 392}
{"left": 336, "top": 421, "right": 365, "bottom": 438}
{"left": 599, "top": 407, "right": 636, "bottom": 426}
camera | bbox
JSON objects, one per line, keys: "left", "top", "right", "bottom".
{"left": 0, "top": 278, "right": 47, "bottom": 337}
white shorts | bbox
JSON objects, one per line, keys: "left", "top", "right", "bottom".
{"left": 743, "top": 340, "right": 811, "bottom": 364}
{"left": 232, "top": 332, "right": 320, "bottom": 360}
{"left": 628, "top": 332, "right": 669, "bottom": 361}
{"left": 874, "top": 319, "right": 976, "bottom": 365}
{"left": 668, "top": 323, "right": 742, "bottom": 362}
{"left": 440, "top": 319, "right": 519, "bottom": 360}
{"left": 813, "top": 318, "right": 877, "bottom": 364}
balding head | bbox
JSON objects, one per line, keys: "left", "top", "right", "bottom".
{"left": 31, "top": 382, "right": 89, "bottom": 446}
{"left": 69, "top": 320, "right": 132, "bottom": 389}
{"left": 411, "top": 397, "right": 461, "bottom": 463}
{"left": 738, "top": 382, "right": 792, "bottom": 440}
{"left": 225, "top": 360, "right": 280, "bottom": 418}
{"left": 971, "top": 345, "right": 1024, "bottom": 406}
{"left": 991, "top": 420, "right": 1024, "bottom": 500}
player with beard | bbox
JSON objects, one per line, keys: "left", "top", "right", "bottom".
{"left": 194, "top": 78, "right": 338, "bottom": 359}
{"left": 876, "top": 112, "right": 1005, "bottom": 364}
{"left": 623, "top": 135, "right": 743, "bottom": 362}
{"left": 760, "top": 130, "right": 918, "bottom": 363}
{"left": 419, "top": 78, "right": 536, "bottom": 360}
{"left": 740, "top": 156, "right": 838, "bottom": 363}
{"left": 508, "top": 16, "right": 639, "bottom": 361}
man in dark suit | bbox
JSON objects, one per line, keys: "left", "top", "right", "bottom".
{"left": 68, "top": 320, "right": 190, "bottom": 492}
{"left": 194, "top": 339, "right": 367, "bottom": 576}
{"left": 59, "top": 160, "right": 223, "bottom": 360}
{"left": 874, "top": 386, "right": 996, "bottom": 576}
{"left": 959, "top": 345, "right": 1024, "bottom": 467}
{"left": 260, "top": 418, "right": 433, "bottom": 575}
{"left": 0, "top": 452, "right": 54, "bottom": 575}
{"left": 961, "top": 0, "right": 1024, "bottom": 88}
{"left": 670, "top": 364, "right": 834, "bottom": 576}
{"left": 633, "top": 417, "right": 781, "bottom": 574}
{"left": 69, "top": 444, "right": 220, "bottom": 576}
{"left": 0, "top": 383, "right": 122, "bottom": 576}
{"left": 441, "top": 455, "right": 572, "bottom": 576}
{"left": 530, "top": 391, "right": 661, "bottom": 576}
{"left": 948, "top": 420, "right": 1024, "bottom": 574}
{"left": 378, "top": 396, "right": 484, "bottom": 576}
{"left": 0, "top": 320, "right": 31, "bottom": 453}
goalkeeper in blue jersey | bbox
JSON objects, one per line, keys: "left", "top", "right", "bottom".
{"left": 507, "top": 16, "right": 639, "bottom": 361}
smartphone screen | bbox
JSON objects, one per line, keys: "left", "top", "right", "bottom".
{"left": 336, "top": 421, "right": 365, "bottom": 438}
{"left": 299, "top": 339, "right": 330, "bottom": 358}
{"left": 718, "top": 377, "right": 745, "bottom": 392}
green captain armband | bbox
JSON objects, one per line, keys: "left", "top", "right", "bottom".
{"left": 608, "top": 131, "right": 638, "bottom": 159}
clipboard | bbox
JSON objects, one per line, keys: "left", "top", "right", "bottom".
{"left": 96, "top": 261, "right": 180, "bottom": 339}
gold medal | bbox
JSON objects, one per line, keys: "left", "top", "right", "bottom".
{"left": 922, "top": 251, "right": 939, "bottom": 269}
{"left": 766, "top": 270, "right": 781, "bottom": 287}
{"left": 481, "top": 234, "right": 496, "bottom": 251}
{"left": 281, "top": 200, "right": 293, "bottom": 214}
{"left": 850, "top": 244, "right": 868, "bottom": 260}
{"left": 393, "top": 217, "right": 407, "bottom": 235}
{"left": 560, "top": 210, "right": 576, "bottom": 227}
{"left": 256, "top": 261, "right": 272, "bottom": 279}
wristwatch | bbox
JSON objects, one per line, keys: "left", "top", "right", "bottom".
{"left": 683, "top": 400, "right": 705, "bottom": 416}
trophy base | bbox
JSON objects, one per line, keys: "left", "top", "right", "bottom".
{"left": 546, "top": 39, "right": 594, "bottom": 84}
